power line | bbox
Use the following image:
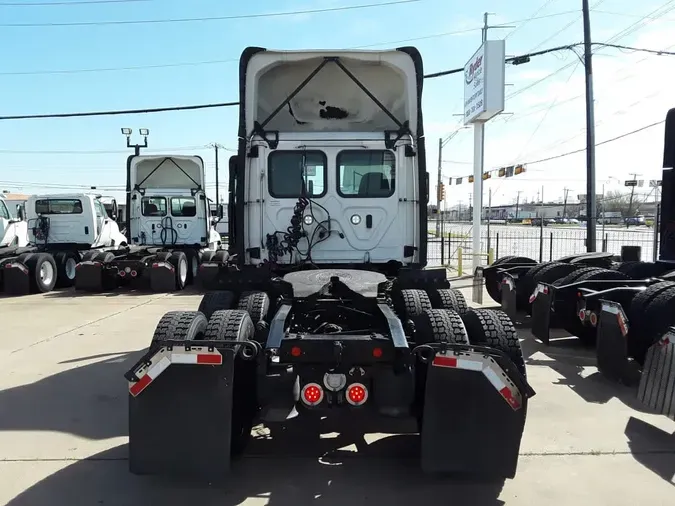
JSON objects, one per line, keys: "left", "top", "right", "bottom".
{"left": 526, "top": 120, "right": 664, "bottom": 165}
{"left": 0, "top": 11, "right": 580, "bottom": 76}
{"left": 0, "top": 0, "right": 422, "bottom": 27}
{"left": 2, "top": 42, "right": 673, "bottom": 121}
{"left": 0, "top": 0, "right": 150, "bottom": 5}
{"left": 503, "top": 0, "right": 557, "bottom": 40}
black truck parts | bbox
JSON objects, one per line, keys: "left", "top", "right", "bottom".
{"left": 125, "top": 46, "right": 535, "bottom": 482}
{"left": 75, "top": 155, "right": 225, "bottom": 292}
{"left": 0, "top": 193, "right": 127, "bottom": 295}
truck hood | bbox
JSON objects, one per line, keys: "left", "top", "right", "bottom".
{"left": 242, "top": 48, "right": 421, "bottom": 136}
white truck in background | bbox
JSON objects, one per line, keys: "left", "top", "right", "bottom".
{"left": 0, "top": 193, "right": 127, "bottom": 295}
{"left": 75, "top": 154, "right": 225, "bottom": 292}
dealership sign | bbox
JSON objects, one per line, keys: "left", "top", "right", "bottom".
{"left": 464, "top": 40, "right": 506, "bottom": 124}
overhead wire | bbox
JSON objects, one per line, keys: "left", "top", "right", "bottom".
{"left": 0, "top": 0, "right": 423, "bottom": 27}
{"left": 0, "top": 11, "right": 581, "bottom": 77}
{"left": 503, "top": 0, "right": 558, "bottom": 41}
{"left": 0, "top": 0, "right": 151, "bottom": 5}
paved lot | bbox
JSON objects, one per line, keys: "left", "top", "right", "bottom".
{"left": 1, "top": 284, "right": 674, "bottom": 505}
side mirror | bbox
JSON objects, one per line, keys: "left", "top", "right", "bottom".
{"left": 217, "top": 204, "right": 224, "bottom": 220}
{"left": 16, "top": 204, "right": 25, "bottom": 221}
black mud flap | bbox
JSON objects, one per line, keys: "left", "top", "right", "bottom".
{"left": 638, "top": 329, "right": 675, "bottom": 419}
{"left": 595, "top": 300, "right": 641, "bottom": 385}
{"left": 531, "top": 283, "right": 555, "bottom": 345}
{"left": 150, "top": 262, "right": 176, "bottom": 292}
{"left": 197, "top": 262, "right": 219, "bottom": 290}
{"left": 127, "top": 343, "right": 238, "bottom": 482}
{"left": 2, "top": 262, "right": 30, "bottom": 295}
{"left": 419, "top": 348, "right": 534, "bottom": 479}
{"left": 74, "top": 261, "right": 105, "bottom": 292}
{"left": 500, "top": 274, "right": 517, "bottom": 320}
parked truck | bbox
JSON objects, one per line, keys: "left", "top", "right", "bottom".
{"left": 75, "top": 154, "right": 224, "bottom": 292}
{"left": 0, "top": 193, "right": 127, "bottom": 295}
{"left": 125, "top": 46, "right": 535, "bottom": 483}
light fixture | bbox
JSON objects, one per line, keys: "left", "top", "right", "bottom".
{"left": 121, "top": 128, "right": 132, "bottom": 136}
{"left": 139, "top": 128, "right": 149, "bottom": 136}
{"left": 303, "top": 214, "right": 314, "bottom": 226}
{"left": 350, "top": 214, "right": 361, "bottom": 225}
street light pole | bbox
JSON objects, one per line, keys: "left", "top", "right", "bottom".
{"left": 582, "top": 0, "right": 597, "bottom": 251}
{"left": 209, "top": 143, "right": 225, "bottom": 207}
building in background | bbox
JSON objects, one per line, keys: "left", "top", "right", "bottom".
{"left": 1, "top": 193, "right": 30, "bottom": 218}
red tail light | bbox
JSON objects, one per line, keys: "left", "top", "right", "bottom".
{"left": 346, "top": 383, "right": 368, "bottom": 406}
{"left": 119, "top": 270, "right": 126, "bottom": 277}
{"left": 130, "top": 270, "right": 138, "bottom": 277}
{"left": 301, "top": 383, "right": 324, "bottom": 406}
{"left": 579, "top": 309, "right": 586, "bottom": 321}
{"left": 372, "top": 347, "right": 383, "bottom": 358}
{"left": 290, "top": 346, "right": 302, "bottom": 357}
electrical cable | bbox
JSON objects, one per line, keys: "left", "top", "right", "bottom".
{"left": 1, "top": 0, "right": 150, "bottom": 5}
{"left": 503, "top": 0, "right": 557, "bottom": 41}
{"left": 0, "top": 0, "right": 422, "bottom": 27}
{"left": 0, "top": 43, "right": 672, "bottom": 122}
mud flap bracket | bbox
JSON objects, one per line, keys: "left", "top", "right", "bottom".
{"left": 128, "top": 342, "right": 242, "bottom": 481}
{"left": 596, "top": 300, "right": 641, "bottom": 386}
{"left": 638, "top": 329, "right": 675, "bottom": 419}
{"left": 150, "top": 262, "right": 176, "bottom": 292}
{"left": 531, "top": 283, "right": 555, "bottom": 345}
{"left": 74, "top": 261, "right": 105, "bottom": 292}
{"left": 3, "top": 262, "right": 30, "bottom": 295}
{"left": 500, "top": 273, "right": 517, "bottom": 320}
{"left": 416, "top": 345, "right": 532, "bottom": 479}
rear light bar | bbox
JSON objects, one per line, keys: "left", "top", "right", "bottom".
{"left": 4, "top": 262, "right": 28, "bottom": 274}
{"left": 301, "top": 382, "right": 324, "bottom": 406}
{"left": 346, "top": 383, "right": 368, "bottom": 406}
{"left": 152, "top": 261, "right": 174, "bottom": 272}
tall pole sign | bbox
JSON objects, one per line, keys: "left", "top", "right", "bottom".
{"left": 464, "top": 34, "right": 505, "bottom": 269}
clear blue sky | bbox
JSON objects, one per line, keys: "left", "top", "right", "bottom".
{"left": 0, "top": 0, "right": 671, "bottom": 206}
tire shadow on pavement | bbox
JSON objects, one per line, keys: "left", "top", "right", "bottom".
{"left": 5, "top": 438, "right": 507, "bottom": 506}
{"left": 624, "top": 416, "right": 675, "bottom": 486}
{"left": 0, "top": 351, "right": 141, "bottom": 440}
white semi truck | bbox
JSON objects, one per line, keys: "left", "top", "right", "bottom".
{"left": 75, "top": 154, "right": 225, "bottom": 292}
{"left": 0, "top": 193, "right": 127, "bottom": 295}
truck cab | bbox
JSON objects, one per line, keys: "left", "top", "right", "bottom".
{"left": 24, "top": 193, "right": 127, "bottom": 248}
{"left": 127, "top": 155, "right": 221, "bottom": 250}
{"left": 229, "top": 47, "right": 428, "bottom": 273}
{"left": 0, "top": 195, "right": 28, "bottom": 248}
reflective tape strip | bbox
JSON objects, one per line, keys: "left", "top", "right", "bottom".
{"left": 128, "top": 347, "right": 223, "bottom": 396}
{"left": 602, "top": 303, "right": 619, "bottom": 314}
{"left": 483, "top": 365, "right": 522, "bottom": 410}
{"left": 171, "top": 353, "right": 222, "bottom": 365}
{"left": 432, "top": 355, "right": 483, "bottom": 371}
{"left": 5, "top": 262, "right": 28, "bottom": 274}
{"left": 432, "top": 351, "right": 523, "bottom": 411}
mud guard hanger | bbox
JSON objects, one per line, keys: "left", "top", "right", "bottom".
{"left": 134, "top": 157, "right": 203, "bottom": 195}
{"left": 250, "top": 56, "right": 413, "bottom": 150}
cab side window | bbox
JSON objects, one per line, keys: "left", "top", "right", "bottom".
{"left": 0, "top": 201, "right": 10, "bottom": 220}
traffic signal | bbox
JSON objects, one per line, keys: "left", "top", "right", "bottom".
{"left": 498, "top": 167, "right": 506, "bottom": 177}
{"left": 482, "top": 172, "right": 491, "bottom": 180}
{"left": 438, "top": 183, "right": 446, "bottom": 201}
{"left": 468, "top": 175, "right": 475, "bottom": 183}
{"left": 514, "top": 164, "right": 526, "bottom": 175}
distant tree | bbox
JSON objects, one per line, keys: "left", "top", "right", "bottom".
{"left": 600, "top": 190, "right": 632, "bottom": 215}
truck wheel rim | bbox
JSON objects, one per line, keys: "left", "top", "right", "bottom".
{"left": 65, "top": 258, "right": 77, "bottom": 279}
{"left": 179, "top": 258, "right": 188, "bottom": 284}
{"left": 40, "top": 262, "right": 55, "bottom": 286}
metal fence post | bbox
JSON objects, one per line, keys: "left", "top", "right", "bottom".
{"left": 458, "top": 247, "right": 463, "bottom": 276}
{"left": 539, "top": 225, "right": 544, "bottom": 262}
{"left": 653, "top": 203, "right": 660, "bottom": 262}
{"left": 495, "top": 233, "right": 499, "bottom": 260}
{"left": 441, "top": 224, "right": 445, "bottom": 265}
{"left": 602, "top": 233, "right": 608, "bottom": 253}
{"left": 473, "top": 267, "right": 484, "bottom": 304}
{"left": 549, "top": 232, "right": 554, "bottom": 261}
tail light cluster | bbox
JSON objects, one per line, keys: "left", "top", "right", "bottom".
{"left": 300, "top": 375, "right": 369, "bottom": 407}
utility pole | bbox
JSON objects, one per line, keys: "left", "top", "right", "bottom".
{"left": 626, "top": 172, "right": 642, "bottom": 218}
{"left": 582, "top": 0, "right": 597, "bottom": 251}
{"left": 437, "top": 137, "right": 443, "bottom": 236}
{"left": 209, "top": 143, "right": 224, "bottom": 208}
{"left": 515, "top": 191, "right": 522, "bottom": 221}
{"left": 562, "top": 188, "right": 570, "bottom": 219}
